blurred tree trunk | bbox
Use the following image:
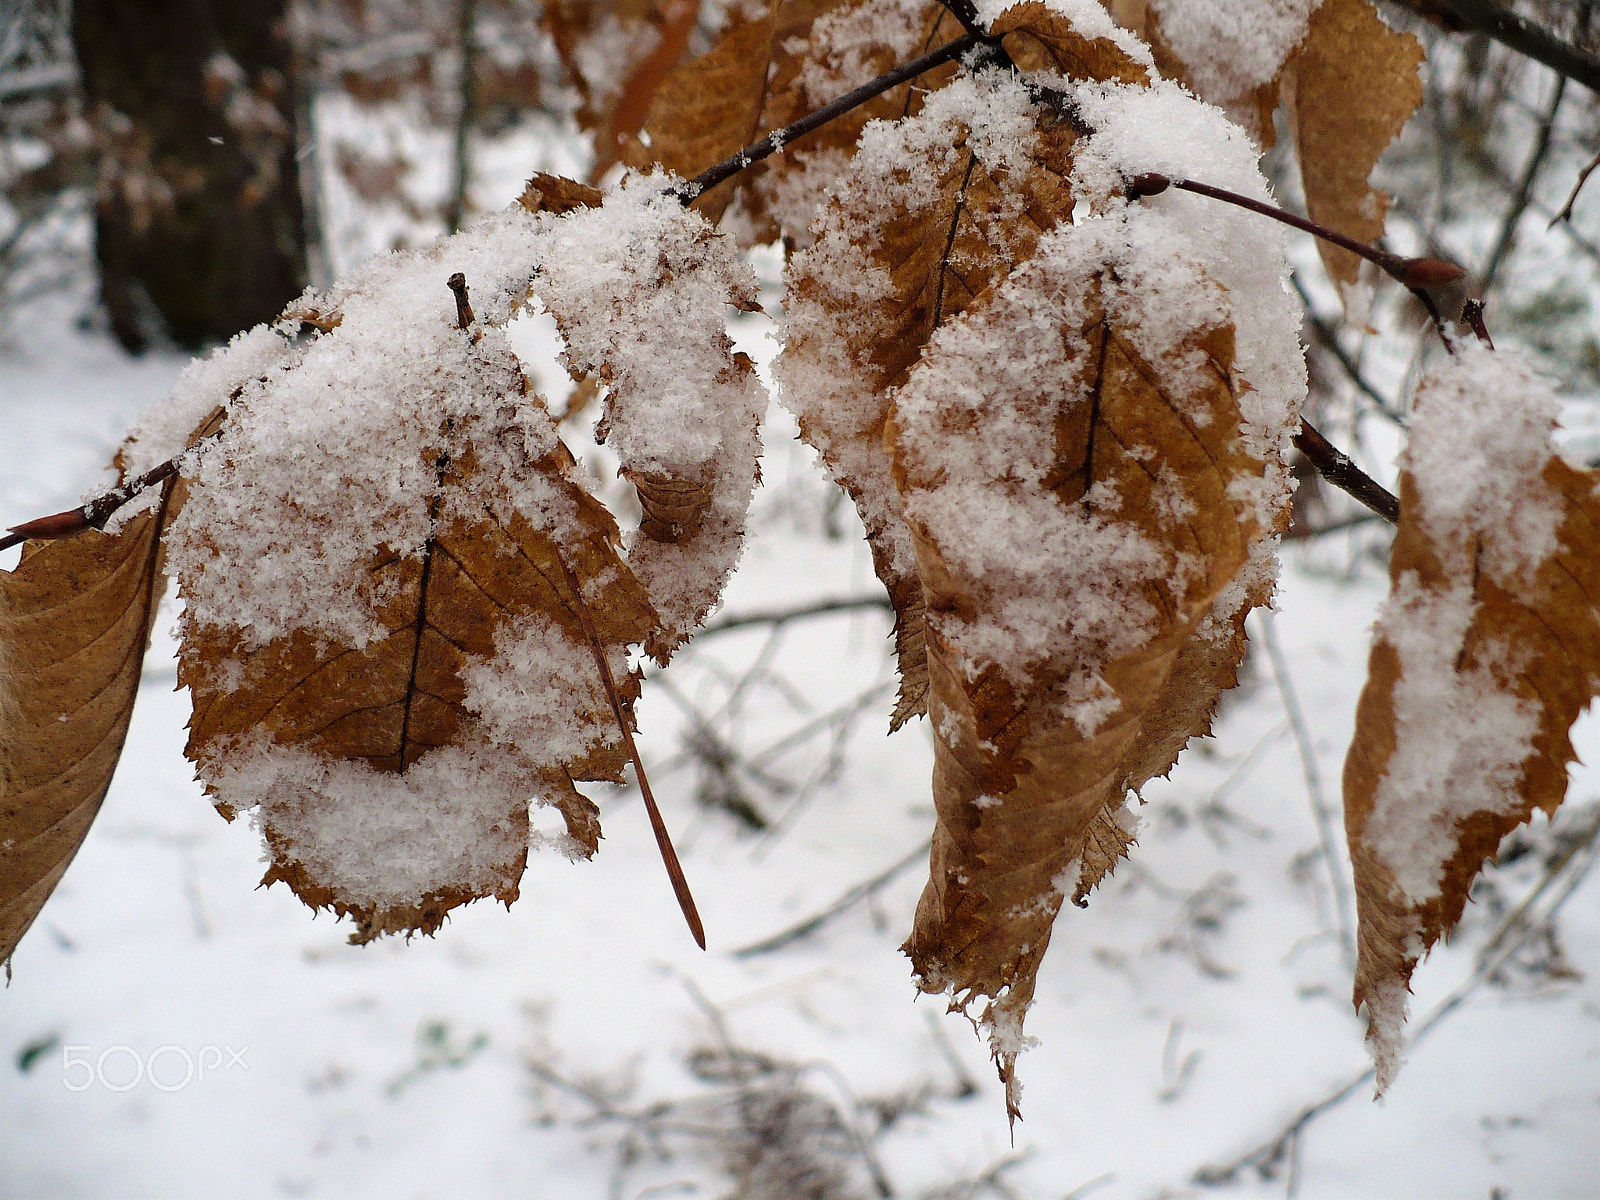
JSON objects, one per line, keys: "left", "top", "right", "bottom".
{"left": 72, "top": 0, "right": 307, "bottom": 353}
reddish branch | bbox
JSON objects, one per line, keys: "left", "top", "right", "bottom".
{"left": 6, "top": 40, "right": 1430, "bottom": 553}
{"left": 680, "top": 32, "right": 982, "bottom": 200}
{"left": 1128, "top": 172, "right": 1465, "bottom": 348}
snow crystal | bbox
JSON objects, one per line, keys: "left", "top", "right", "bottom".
{"left": 1146, "top": 0, "right": 1318, "bottom": 107}
{"left": 795, "top": 0, "right": 936, "bottom": 108}
{"left": 1365, "top": 576, "right": 1540, "bottom": 904}
{"left": 463, "top": 611, "right": 622, "bottom": 770}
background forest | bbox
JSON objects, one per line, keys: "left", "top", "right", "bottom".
{"left": 3, "top": 0, "right": 1600, "bottom": 1197}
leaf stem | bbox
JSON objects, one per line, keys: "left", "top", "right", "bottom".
{"left": 1128, "top": 172, "right": 1466, "bottom": 351}
{"left": 556, "top": 555, "right": 707, "bottom": 950}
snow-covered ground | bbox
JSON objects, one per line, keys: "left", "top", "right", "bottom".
{"left": 3, "top": 293, "right": 1599, "bottom": 1200}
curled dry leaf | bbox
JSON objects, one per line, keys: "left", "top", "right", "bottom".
{"left": 0, "top": 508, "right": 170, "bottom": 967}
{"left": 1343, "top": 342, "right": 1600, "bottom": 1092}
{"left": 890, "top": 209, "right": 1285, "bottom": 1122}
{"left": 523, "top": 174, "right": 766, "bottom": 658}
{"left": 990, "top": 0, "right": 1152, "bottom": 86}
{"left": 1288, "top": 0, "right": 1423, "bottom": 286}
{"left": 0, "top": 403, "right": 224, "bottom": 968}
{"left": 781, "top": 68, "right": 1079, "bottom": 727}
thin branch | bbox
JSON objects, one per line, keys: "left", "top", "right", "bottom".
{"left": 731, "top": 839, "right": 931, "bottom": 957}
{"left": 445, "top": 0, "right": 477, "bottom": 234}
{"left": 1, "top": 434, "right": 220, "bottom": 553}
{"left": 1292, "top": 422, "right": 1401, "bottom": 525}
{"left": 1131, "top": 173, "right": 1465, "bottom": 349}
{"left": 558, "top": 555, "right": 707, "bottom": 950}
{"left": 1482, "top": 72, "right": 1569, "bottom": 291}
{"left": 1289, "top": 271, "right": 1404, "bottom": 426}
{"left": 1384, "top": 0, "right": 1600, "bottom": 93}
{"left": 1192, "top": 801, "right": 1600, "bottom": 1188}
{"left": 678, "top": 33, "right": 981, "bottom": 201}
{"left": 1258, "top": 613, "right": 1355, "bottom": 969}
{"left": 1551, "top": 145, "right": 1600, "bottom": 227}
{"left": 696, "top": 595, "right": 894, "bottom": 639}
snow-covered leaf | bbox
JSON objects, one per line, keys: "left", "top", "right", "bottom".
{"left": 780, "top": 69, "right": 1078, "bottom": 727}
{"left": 890, "top": 203, "right": 1288, "bottom": 1123}
{"left": 1343, "top": 341, "right": 1600, "bottom": 1092}
{"left": 165, "top": 182, "right": 762, "bottom": 939}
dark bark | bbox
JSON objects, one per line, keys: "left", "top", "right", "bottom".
{"left": 72, "top": 0, "right": 307, "bottom": 353}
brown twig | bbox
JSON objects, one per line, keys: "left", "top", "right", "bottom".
{"left": 557, "top": 555, "right": 707, "bottom": 950}
{"left": 446, "top": 271, "right": 475, "bottom": 329}
{"left": 1, "top": 440, "right": 217, "bottom": 554}
{"left": 1483, "top": 73, "right": 1569, "bottom": 291}
{"left": 1292, "top": 422, "right": 1401, "bottom": 525}
{"left": 1385, "top": 0, "right": 1600, "bottom": 93}
{"left": 696, "top": 595, "right": 895, "bottom": 639}
{"left": 1130, "top": 173, "right": 1466, "bottom": 350}
{"left": 1551, "top": 146, "right": 1600, "bottom": 227}
{"left": 730, "top": 838, "right": 931, "bottom": 957}
{"left": 679, "top": 33, "right": 982, "bottom": 201}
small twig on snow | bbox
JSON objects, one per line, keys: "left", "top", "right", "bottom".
{"left": 731, "top": 838, "right": 932, "bottom": 957}
{"left": 1191, "top": 801, "right": 1600, "bottom": 1189}
{"left": 1258, "top": 613, "right": 1355, "bottom": 969}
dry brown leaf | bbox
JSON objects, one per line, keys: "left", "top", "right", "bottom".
{"left": 1343, "top": 343, "right": 1600, "bottom": 1090}
{"left": 0, "top": 404, "right": 225, "bottom": 968}
{"left": 620, "top": 0, "right": 847, "bottom": 222}
{"left": 518, "top": 172, "right": 605, "bottom": 215}
{"left": 542, "top": 0, "right": 700, "bottom": 180}
{"left": 1290, "top": 0, "right": 1423, "bottom": 285}
{"left": 0, "top": 505, "right": 170, "bottom": 967}
{"left": 781, "top": 72, "right": 1081, "bottom": 728}
{"left": 179, "top": 334, "right": 660, "bottom": 943}
{"left": 992, "top": 0, "right": 1150, "bottom": 85}
{"left": 725, "top": 0, "right": 963, "bottom": 246}
{"left": 889, "top": 220, "right": 1281, "bottom": 1122}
